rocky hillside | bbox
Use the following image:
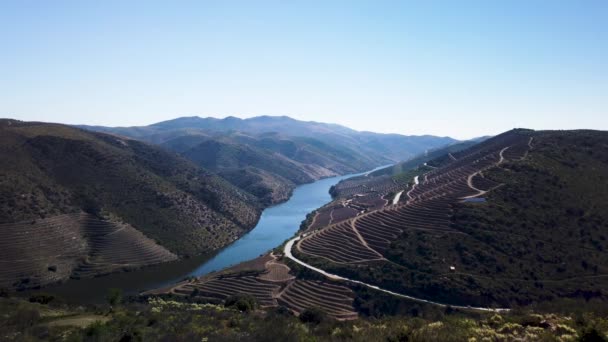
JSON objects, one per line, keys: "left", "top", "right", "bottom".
{"left": 163, "top": 134, "right": 343, "bottom": 204}
{"left": 0, "top": 119, "right": 262, "bottom": 288}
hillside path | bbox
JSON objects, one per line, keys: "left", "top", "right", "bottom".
{"left": 284, "top": 236, "right": 509, "bottom": 312}
{"left": 405, "top": 176, "right": 419, "bottom": 201}
{"left": 392, "top": 191, "right": 404, "bottom": 205}
{"left": 461, "top": 146, "right": 509, "bottom": 200}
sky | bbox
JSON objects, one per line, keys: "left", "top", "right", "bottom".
{"left": 1, "top": 1, "right": 607, "bottom": 139}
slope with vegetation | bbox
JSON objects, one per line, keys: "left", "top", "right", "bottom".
{"left": 148, "top": 252, "right": 359, "bottom": 321}
{"left": 165, "top": 133, "right": 359, "bottom": 205}
{"left": 80, "top": 115, "right": 457, "bottom": 204}
{"left": 291, "top": 129, "right": 608, "bottom": 309}
{"left": 2, "top": 290, "right": 607, "bottom": 341}
{"left": 368, "top": 137, "right": 488, "bottom": 178}
{"left": 0, "top": 119, "right": 261, "bottom": 289}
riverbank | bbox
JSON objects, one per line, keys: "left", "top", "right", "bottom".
{"left": 22, "top": 165, "right": 388, "bottom": 303}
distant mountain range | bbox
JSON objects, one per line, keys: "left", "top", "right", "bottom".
{"left": 79, "top": 116, "right": 457, "bottom": 204}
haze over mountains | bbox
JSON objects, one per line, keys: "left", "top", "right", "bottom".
{"left": 79, "top": 116, "right": 456, "bottom": 204}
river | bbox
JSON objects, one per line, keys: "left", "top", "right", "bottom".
{"left": 34, "top": 166, "right": 387, "bottom": 303}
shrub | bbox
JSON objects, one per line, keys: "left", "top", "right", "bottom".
{"left": 107, "top": 288, "right": 123, "bottom": 306}
{"left": 8, "top": 307, "right": 41, "bottom": 329}
{"left": 578, "top": 327, "right": 607, "bottom": 342}
{"left": 85, "top": 320, "right": 111, "bottom": 339}
{"left": 224, "top": 293, "right": 257, "bottom": 312}
{"left": 29, "top": 293, "right": 55, "bottom": 304}
{"left": 299, "top": 307, "right": 326, "bottom": 325}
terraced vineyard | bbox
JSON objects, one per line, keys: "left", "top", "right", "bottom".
{"left": 288, "top": 129, "right": 608, "bottom": 309}
{"left": 308, "top": 195, "right": 387, "bottom": 231}
{"left": 300, "top": 222, "right": 383, "bottom": 263}
{"left": 0, "top": 212, "right": 176, "bottom": 289}
{"left": 331, "top": 175, "right": 405, "bottom": 198}
{"left": 151, "top": 127, "right": 525, "bottom": 316}
{"left": 277, "top": 280, "right": 357, "bottom": 320}
{"left": 177, "top": 275, "right": 281, "bottom": 307}
{"left": 155, "top": 253, "right": 358, "bottom": 320}
{"left": 298, "top": 132, "right": 530, "bottom": 264}
{"left": 293, "top": 130, "right": 543, "bottom": 306}
{"left": 145, "top": 129, "right": 608, "bottom": 317}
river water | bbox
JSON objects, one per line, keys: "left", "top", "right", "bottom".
{"left": 35, "top": 166, "right": 387, "bottom": 303}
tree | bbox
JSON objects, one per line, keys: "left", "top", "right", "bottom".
{"left": 29, "top": 293, "right": 55, "bottom": 304}
{"left": 299, "top": 307, "right": 326, "bottom": 325}
{"left": 106, "top": 288, "right": 123, "bottom": 307}
{"left": 224, "top": 293, "right": 257, "bottom": 312}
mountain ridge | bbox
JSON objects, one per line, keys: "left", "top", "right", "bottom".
{"left": 78, "top": 115, "right": 457, "bottom": 204}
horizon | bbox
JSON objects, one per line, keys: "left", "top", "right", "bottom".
{"left": 1, "top": 1, "right": 607, "bottom": 140}
{"left": 5, "top": 114, "right": 514, "bottom": 140}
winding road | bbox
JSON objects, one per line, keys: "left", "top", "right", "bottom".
{"left": 282, "top": 146, "right": 528, "bottom": 313}
{"left": 392, "top": 191, "right": 404, "bottom": 205}
{"left": 460, "top": 146, "right": 509, "bottom": 200}
{"left": 284, "top": 236, "right": 509, "bottom": 312}
{"left": 405, "top": 175, "right": 419, "bottom": 201}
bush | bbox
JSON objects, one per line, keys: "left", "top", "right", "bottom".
{"left": 29, "top": 293, "right": 55, "bottom": 304}
{"left": 224, "top": 293, "right": 257, "bottom": 312}
{"left": 85, "top": 320, "right": 111, "bottom": 339}
{"left": 299, "top": 307, "right": 326, "bottom": 325}
{"left": 107, "top": 288, "right": 123, "bottom": 306}
{"left": 8, "top": 307, "right": 41, "bottom": 329}
{"left": 578, "top": 327, "right": 607, "bottom": 342}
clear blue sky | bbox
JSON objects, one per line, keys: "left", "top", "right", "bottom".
{"left": 1, "top": 1, "right": 606, "bottom": 139}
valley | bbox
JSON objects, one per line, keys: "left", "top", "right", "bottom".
{"left": 145, "top": 128, "right": 608, "bottom": 321}
{"left": 1, "top": 121, "right": 607, "bottom": 340}
{"left": 30, "top": 166, "right": 383, "bottom": 303}
{"left": 3, "top": 2, "right": 608, "bottom": 339}
{"left": 79, "top": 116, "right": 455, "bottom": 205}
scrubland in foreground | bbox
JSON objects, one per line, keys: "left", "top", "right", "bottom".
{"left": 1, "top": 293, "right": 607, "bottom": 341}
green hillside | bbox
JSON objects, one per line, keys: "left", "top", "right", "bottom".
{"left": 295, "top": 129, "right": 608, "bottom": 308}
{"left": 369, "top": 138, "right": 487, "bottom": 178}
{"left": 79, "top": 116, "right": 457, "bottom": 203}
{"left": 2, "top": 294, "right": 607, "bottom": 341}
{"left": 0, "top": 119, "right": 261, "bottom": 256}
{"left": 160, "top": 131, "right": 398, "bottom": 205}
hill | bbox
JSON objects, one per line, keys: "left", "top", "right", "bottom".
{"left": 79, "top": 116, "right": 456, "bottom": 163}
{"left": 288, "top": 129, "right": 608, "bottom": 309}
{"left": 162, "top": 132, "right": 381, "bottom": 205}
{"left": 3, "top": 294, "right": 607, "bottom": 341}
{"left": 0, "top": 119, "right": 261, "bottom": 289}
{"left": 368, "top": 136, "right": 489, "bottom": 178}
{"left": 79, "top": 116, "right": 457, "bottom": 203}
{"left": 327, "top": 137, "right": 487, "bottom": 199}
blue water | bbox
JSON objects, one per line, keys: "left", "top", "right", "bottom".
{"left": 185, "top": 169, "right": 382, "bottom": 278}
{"left": 37, "top": 165, "right": 388, "bottom": 302}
